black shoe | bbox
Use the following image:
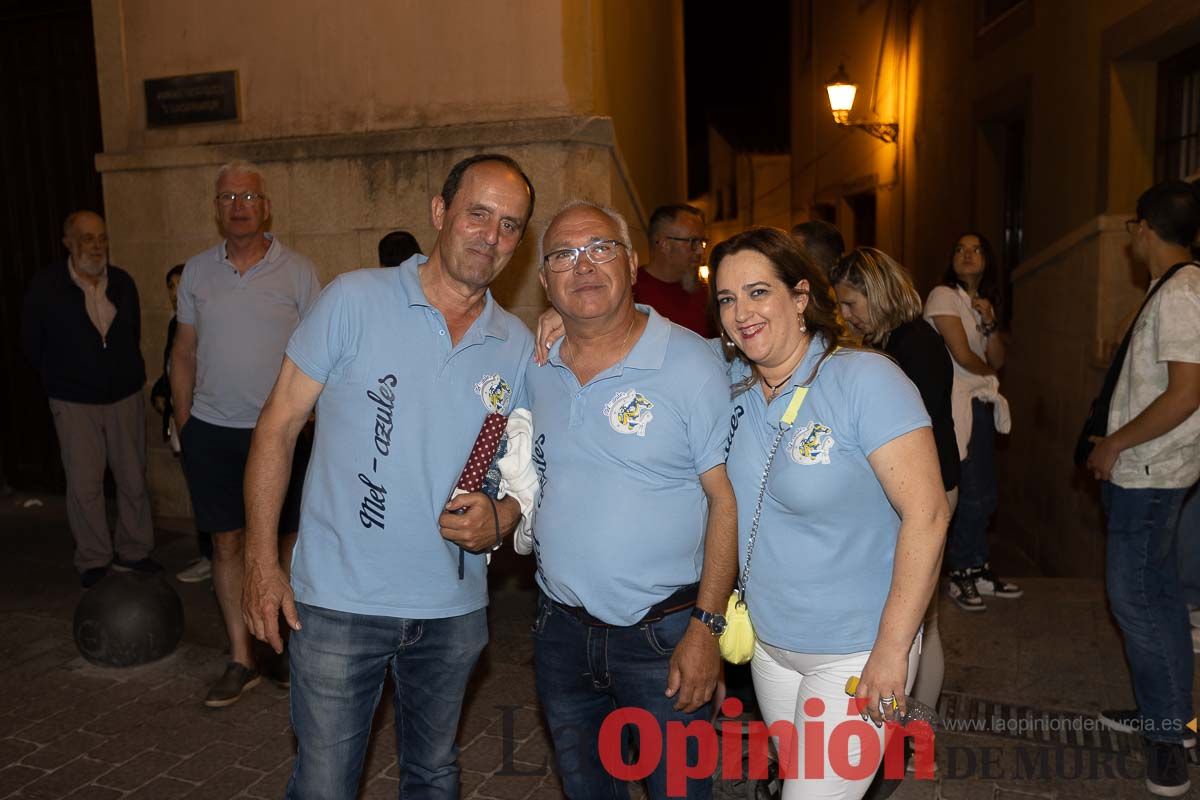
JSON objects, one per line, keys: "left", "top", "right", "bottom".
{"left": 947, "top": 569, "right": 986, "bottom": 611}
{"left": 1145, "top": 740, "right": 1191, "bottom": 797}
{"left": 112, "top": 556, "right": 163, "bottom": 574}
{"left": 1098, "top": 708, "right": 1141, "bottom": 734}
{"left": 204, "top": 662, "right": 261, "bottom": 708}
{"left": 80, "top": 566, "right": 109, "bottom": 589}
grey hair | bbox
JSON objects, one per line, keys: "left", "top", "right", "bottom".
{"left": 62, "top": 210, "right": 103, "bottom": 237}
{"left": 215, "top": 160, "right": 268, "bottom": 196}
{"left": 538, "top": 200, "right": 633, "bottom": 269}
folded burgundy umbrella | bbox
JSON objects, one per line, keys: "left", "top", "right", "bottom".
{"left": 450, "top": 413, "right": 508, "bottom": 579}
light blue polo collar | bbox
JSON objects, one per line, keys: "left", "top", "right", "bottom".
{"left": 547, "top": 304, "right": 670, "bottom": 372}
{"left": 397, "top": 254, "right": 509, "bottom": 341}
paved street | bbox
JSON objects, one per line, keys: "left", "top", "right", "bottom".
{"left": 0, "top": 493, "right": 1195, "bottom": 799}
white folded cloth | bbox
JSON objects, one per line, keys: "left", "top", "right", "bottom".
{"left": 497, "top": 409, "right": 539, "bottom": 555}
{"left": 951, "top": 373, "right": 1011, "bottom": 460}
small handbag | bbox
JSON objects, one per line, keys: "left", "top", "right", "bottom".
{"left": 720, "top": 385, "right": 810, "bottom": 664}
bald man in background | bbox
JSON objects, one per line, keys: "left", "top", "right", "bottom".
{"left": 22, "top": 211, "right": 157, "bottom": 588}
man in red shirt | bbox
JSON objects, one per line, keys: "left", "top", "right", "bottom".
{"left": 634, "top": 204, "right": 713, "bottom": 336}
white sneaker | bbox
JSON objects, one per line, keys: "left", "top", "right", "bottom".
{"left": 973, "top": 563, "right": 1023, "bottom": 598}
{"left": 176, "top": 557, "right": 212, "bottom": 583}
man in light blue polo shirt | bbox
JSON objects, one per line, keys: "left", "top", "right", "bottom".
{"left": 241, "top": 154, "right": 536, "bottom": 799}
{"left": 526, "top": 201, "right": 737, "bottom": 799}
{"left": 171, "top": 160, "right": 320, "bottom": 708}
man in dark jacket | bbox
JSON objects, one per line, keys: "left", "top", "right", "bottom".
{"left": 22, "top": 211, "right": 158, "bottom": 588}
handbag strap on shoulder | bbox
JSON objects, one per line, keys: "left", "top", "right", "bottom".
{"left": 737, "top": 345, "right": 842, "bottom": 600}
{"left": 736, "top": 383, "right": 810, "bottom": 600}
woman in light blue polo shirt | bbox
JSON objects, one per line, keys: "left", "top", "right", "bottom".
{"left": 711, "top": 228, "right": 949, "bottom": 800}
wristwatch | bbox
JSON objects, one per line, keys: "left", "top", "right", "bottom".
{"left": 691, "top": 607, "right": 727, "bottom": 636}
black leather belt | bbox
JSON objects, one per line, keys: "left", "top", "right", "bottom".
{"left": 551, "top": 583, "right": 699, "bottom": 628}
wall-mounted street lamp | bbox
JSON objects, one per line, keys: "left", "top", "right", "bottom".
{"left": 825, "top": 64, "right": 898, "bottom": 144}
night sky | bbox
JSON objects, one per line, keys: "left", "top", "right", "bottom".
{"left": 683, "top": 1, "right": 792, "bottom": 196}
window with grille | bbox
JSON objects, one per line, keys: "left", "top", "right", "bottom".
{"left": 1156, "top": 44, "right": 1200, "bottom": 182}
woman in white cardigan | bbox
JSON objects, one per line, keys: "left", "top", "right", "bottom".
{"left": 924, "top": 232, "right": 1020, "bottom": 612}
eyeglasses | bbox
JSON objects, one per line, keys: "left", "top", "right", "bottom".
{"left": 216, "top": 192, "right": 266, "bottom": 205}
{"left": 1124, "top": 218, "right": 1141, "bottom": 234}
{"left": 543, "top": 240, "right": 628, "bottom": 272}
{"left": 663, "top": 235, "right": 708, "bottom": 251}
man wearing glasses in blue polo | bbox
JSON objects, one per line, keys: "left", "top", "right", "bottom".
{"left": 524, "top": 200, "right": 737, "bottom": 799}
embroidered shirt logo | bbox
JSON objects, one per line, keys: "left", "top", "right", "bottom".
{"left": 474, "top": 374, "right": 512, "bottom": 413}
{"left": 603, "top": 389, "right": 654, "bottom": 437}
{"left": 789, "top": 421, "right": 835, "bottom": 465}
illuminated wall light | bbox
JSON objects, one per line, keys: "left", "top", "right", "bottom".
{"left": 824, "top": 63, "right": 898, "bottom": 143}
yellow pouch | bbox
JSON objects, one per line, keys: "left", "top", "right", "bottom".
{"left": 718, "top": 591, "right": 755, "bottom": 664}
{"left": 720, "top": 386, "right": 814, "bottom": 666}
{"left": 719, "top": 386, "right": 812, "bottom": 666}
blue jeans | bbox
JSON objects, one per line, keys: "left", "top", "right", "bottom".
{"left": 533, "top": 593, "right": 713, "bottom": 799}
{"left": 1177, "top": 484, "right": 1200, "bottom": 607}
{"left": 945, "top": 399, "right": 996, "bottom": 572}
{"left": 1103, "top": 483, "right": 1193, "bottom": 744}
{"left": 286, "top": 603, "right": 487, "bottom": 799}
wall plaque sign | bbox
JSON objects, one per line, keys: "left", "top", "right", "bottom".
{"left": 144, "top": 71, "right": 239, "bottom": 127}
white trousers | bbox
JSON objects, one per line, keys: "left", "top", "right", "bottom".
{"left": 751, "top": 637, "right": 921, "bottom": 800}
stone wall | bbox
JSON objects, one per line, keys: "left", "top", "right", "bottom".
{"left": 997, "top": 215, "right": 1144, "bottom": 576}
{"left": 92, "top": 0, "right": 687, "bottom": 231}
{"left": 98, "top": 117, "right": 642, "bottom": 518}
{"left": 89, "top": 0, "right": 688, "bottom": 518}
{"left": 790, "top": 0, "right": 1200, "bottom": 290}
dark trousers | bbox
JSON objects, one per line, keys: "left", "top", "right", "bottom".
{"left": 533, "top": 593, "right": 713, "bottom": 799}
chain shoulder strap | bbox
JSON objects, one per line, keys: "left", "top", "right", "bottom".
{"left": 736, "top": 386, "right": 808, "bottom": 602}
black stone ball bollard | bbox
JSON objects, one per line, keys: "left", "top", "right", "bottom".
{"left": 72, "top": 572, "right": 184, "bottom": 667}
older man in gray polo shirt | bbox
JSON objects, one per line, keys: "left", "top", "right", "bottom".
{"left": 171, "top": 160, "right": 320, "bottom": 708}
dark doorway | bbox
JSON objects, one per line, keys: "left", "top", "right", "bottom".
{"left": 977, "top": 110, "right": 1026, "bottom": 328}
{"left": 0, "top": 0, "right": 105, "bottom": 491}
{"left": 812, "top": 202, "right": 836, "bottom": 224}
{"left": 845, "top": 191, "right": 877, "bottom": 248}
{"left": 999, "top": 118, "right": 1025, "bottom": 323}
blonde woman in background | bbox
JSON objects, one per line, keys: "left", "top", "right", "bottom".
{"left": 830, "top": 247, "right": 959, "bottom": 718}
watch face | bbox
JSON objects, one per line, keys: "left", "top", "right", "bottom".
{"left": 693, "top": 608, "right": 728, "bottom": 635}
